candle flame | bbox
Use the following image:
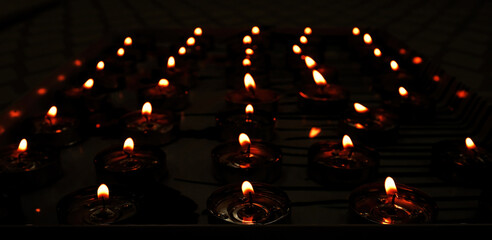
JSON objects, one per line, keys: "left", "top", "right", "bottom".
{"left": 304, "top": 27, "right": 312, "bottom": 35}
{"left": 245, "top": 104, "right": 254, "bottom": 115}
{"left": 245, "top": 48, "right": 254, "bottom": 55}
{"left": 433, "top": 75, "right": 440, "bottom": 82}
{"left": 251, "top": 26, "right": 260, "bottom": 35}
{"left": 167, "top": 56, "right": 175, "bottom": 68}
{"left": 142, "top": 102, "right": 152, "bottom": 116}
{"left": 194, "top": 27, "right": 203, "bottom": 36}
{"left": 238, "top": 133, "right": 251, "bottom": 150}
{"left": 312, "top": 69, "right": 327, "bottom": 86}
{"left": 352, "top": 27, "right": 360, "bottom": 36}
{"left": 47, "top": 106, "right": 57, "bottom": 118}
{"left": 465, "top": 137, "right": 476, "bottom": 150}
{"left": 97, "top": 184, "right": 109, "bottom": 200}
{"left": 83, "top": 78, "right": 94, "bottom": 89}
{"left": 363, "top": 33, "right": 372, "bottom": 45}
{"left": 412, "top": 56, "right": 422, "bottom": 65}
{"left": 309, "top": 127, "right": 321, "bottom": 138}
{"left": 399, "top": 48, "right": 407, "bottom": 55}
{"left": 243, "top": 35, "right": 252, "bottom": 45}
{"left": 384, "top": 176, "right": 398, "bottom": 196}
{"left": 292, "top": 44, "right": 302, "bottom": 54}
{"left": 178, "top": 46, "right": 186, "bottom": 55}
{"left": 96, "top": 61, "right": 105, "bottom": 71}
{"left": 244, "top": 73, "right": 256, "bottom": 92}
{"left": 241, "top": 180, "right": 255, "bottom": 196}
{"left": 355, "top": 123, "right": 365, "bottom": 129}
{"left": 300, "top": 36, "right": 308, "bottom": 44}
{"left": 158, "top": 78, "right": 169, "bottom": 87}
{"left": 354, "top": 103, "right": 369, "bottom": 113}
{"left": 123, "top": 137, "right": 134, "bottom": 152}
{"left": 398, "top": 86, "right": 408, "bottom": 98}
{"left": 17, "top": 138, "right": 27, "bottom": 152}
{"left": 242, "top": 58, "right": 251, "bottom": 67}
{"left": 390, "top": 60, "right": 399, "bottom": 71}
{"left": 342, "top": 135, "right": 354, "bottom": 148}
{"left": 117, "top": 47, "right": 125, "bottom": 57}
{"left": 124, "top": 37, "right": 132, "bottom": 46}
{"left": 304, "top": 56, "right": 317, "bottom": 69}
{"left": 373, "top": 48, "right": 382, "bottom": 57}
{"left": 186, "top": 37, "right": 195, "bottom": 46}
{"left": 456, "top": 90, "right": 468, "bottom": 99}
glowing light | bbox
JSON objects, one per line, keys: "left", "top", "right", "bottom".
{"left": 304, "top": 27, "right": 312, "bottom": 35}
{"left": 245, "top": 104, "right": 254, "bottom": 115}
{"left": 124, "top": 37, "right": 132, "bottom": 46}
{"left": 242, "top": 58, "right": 251, "bottom": 67}
{"left": 194, "top": 27, "right": 203, "bottom": 36}
{"left": 412, "top": 56, "right": 422, "bottom": 65}
{"left": 178, "top": 46, "right": 186, "bottom": 55}
{"left": 141, "top": 102, "right": 152, "bottom": 116}
{"left": 97, "top": 184, "right": 109, "bottom": 200}
{"left": 373, "top": 48, "right": 382, "bottom": 57}
{"left": 292, "top": 44, "right": 302, "bottom": 54}
{"left": 304, "top": 56, "right": 317, "bottom": 69}
{"left": 309, "top": 127, "right": 321, "bottom": 138}
{"left": 456, "top": 90, "right": 468, "bottom": 99}
{"left": 245, "top": 48, "right": 254, "bottom": 55}
{"left": 354, "top": 103, "right": 369, "bottom": 113}
{"left": 158, "top": 79, "right": 169, "bottom": 87}
{"left": 390, "top": 60, "right": 399, "bottom": 71}
{"left": 251, "top": 26, "right": 260, "bottom": 35}
{"left": 167, "top": 56, "right": 175, "bottom": 68}
{"left": 242, "top": 180, "right": 254, "bottom": 196}
{"left": 17, "top": 138, "right": 27, "bottom": 152}
{"left": 363, "top": 33, "right": 372, "bottom": 45}
{"left": 123, "top": 138, "right": 134, "bottom": 152}
{"left": 433, "top": 75, "right": 440, "bottom": 82}
{"left": 352, "top": 27, "right": 360, "bottom": 36}
{"left": 312, "top": 69, "right": 327, "bottom": 87}
{"left": 239, "top": 133, "right": 251, "bottom": 151}
{"left": 47, "top": 106, "right": 57, "bottom": 118}
{"left": 385, "top": 176, "right": 398, "bottom": 196}
{"left": 244, "top": 73, "right": 256, "bottom": 92}
{"left": 465, "top": 137, "right": 476, "bottom": 150}
{"left": 342, "top": 135, "right": 354, "bottom": 148}
{"left": 243, "top": 35, "right": 252, "bottom": 45}
{"left": 186, "top": 37, "right": 195, "bottom": 46}
{"left": 300, "top": 36, "right": 308, "bottom": 44}
{"left": 117, "top": 48, "right": 125, "bottom": 57}
{"left": 398, "top": 87, "right": 408, "bottom": 98}
{"left": 96, "top": 61, "right": 105, "bottom": 70}
{"left": 83, "top": 78, "right": 94, "bottom": 89}
{"left": 74, "top": 59, "right": 82, "bottom": 67}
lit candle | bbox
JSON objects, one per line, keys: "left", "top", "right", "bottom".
{"left": 137, "top": 78, "right": 190, "bottom": 111}
{"left": 225, "top": 73, "right": 279, "bottom": 112}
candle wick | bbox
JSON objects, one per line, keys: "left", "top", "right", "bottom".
{"left": 45, "top": 115, "right": 53, "bottom": 126}
{"left": 391, "top": 193, "right": 398, "bottom": 206}
{"left": 348, "top": 148, "right": 354, "bottom": 158}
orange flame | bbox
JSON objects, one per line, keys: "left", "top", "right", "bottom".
{"left": 305, "top": 56, "right": 317, "bottom": 69}
{"left": 342, "top": 135, "right": 354, "bottom": 148}
{"left": 242, "top": 180, "right": 254, "bottom": 196}
{"left": 292, "top": 44, "right": 302, "bottom": 54}
{"left": 456, "top": 90, "right": 468, "bottom": 99}
{"left": 123, "top": 137, "right": 134, "bottom": 152}
{"left": 352, "top": 27, "right": 360, "bottom": 36}
{"left": 117, "top": 48, "right": 125, "bottom": 57}
{"left": 97, "top": 184, "right": 109, "bottom": 200}
{"left": 398, "top": 87, "right": 408, "bottom": 98}
{"left": 363, "top": 33, "right": 372, "bottom": 45}
{"left": 158, "top": 79, "right": 169, "bottom": 87}
{"left": 373, "top": 48, "right": 382, "bottom": 57}
{"left": 124, "top": 37, "right": 132, "bottom": 46}
{"left": 309, "top": 127, "right": 321, "bottom": 138}
{"left": 432, "top": 75, "right": 440, "bottom": 82}
{"left": 245, "top": 48, "right": 254, "bottom": 55}
{"left": 142, "top": 102, "right": 152, "bottom": 116}
{"left": 465, "top": 137, "right": 476, "bottom": 150}
{"left": 178, "top": 46, "right": 186, "bottom": 55}
{"left": 390, "top": 60, "right": 399, "bottom": 71}
{"left": 355, "top": 123, "right": 365, "bottom": 129}
{"left": 167, "top": 56, "right": 175, "bottom": 68}
{"left": 412, "top": 56, "right": 422, "bottom": 65}
{"left": 186, "top": 37, "right": 195, "bottom": 46}
{"left": 304, "top": 27, "right": 312, "bottom": 35}
{"left": 47, "top": 106, "right": 57, "bottom": 118}
{"left": 194, "top": 27, "right": 203, "bottom": 36}
{"left": 243, "top": 35, "right": 252, "bottom": 45}
{"left": 312, "top": 69, "right": 327, "bottom": 87}
{"left": 354, "top": 103, "right": 369, "bottom": 113}
{"left": 399, "top": 48, "right": 407, "bottom": 55}
{"left": 96, "top": 61, "right": 105, "bottom": 71}
{"left": 17, "top": 138, "right": 27, "bottom": 152}
{"left": 245, "top": 104, "right": 254, "bottom": 115}
{"left": 385, "top": 176, "right": 398, "bottom": 196}
{"left": 242, "top": 58, "right": 251, "bottom": 67}
{"left": 239, "top": 133, "right": 251, "bottom": 150}
{"left": 251, "top": 26, "right": 260, "bottom": 35}
{"left": 244, "top": 73, "right": 256, "bottom": 92}
{"left": 300, "top": 36, "right": 308, "bottom": 44}
{"left": 83, "top": 78, "right": 94, "bottom": 89}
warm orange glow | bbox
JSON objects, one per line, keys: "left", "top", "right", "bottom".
{"left": 245, "top": 104, "right": 254, "bottom": 115}
{"left": 194, "top": 27, "right": 203, "bottom": 36}
{"left": 186, "top": 37, "right": 195, "bottom": 46}
{"left": 412, "top": 56, "right": 422, "bottom": 64}
{"left": 304, "top": 27, "right": 312, "bottom": 35}
{"left": 399, "top": 48, "right": 407, "bottom": 55}
{"left": 124, "top": 37, "right": 132, "bottom": 46}
{"left": 251, "top": 26, "right": 260, "bottom": 35}
{"left": 363, "top": 33, "right": 372, "bottom": 45}
{"left": 390, "top": 60, "right": 399, "bottom": 71}
{"left": 292, "top": 44, "right": 302, "bottom": 54}
{"left": 309, "top": 127, "right": 321, "bottom": 138}
{"left": 74, "top": 59, "right": 82, "bottom": 67}
{"left": 57, "top": 74, "right": 66, "bottom": 82}
{"left": 167, "top": 56, "right": 175, "bottom": 68}
{"left": 37, "top": 88, "right": 47, "bottom": 95}
{"left": 354, "top": 103, "right": 369, "bottom": 113}
{"left": 456, "top": 90, "right": 468, "bottom": 99}
{"left": 244, "top": 73, "right": 256, "bottom": 92}
{"left": 242, "top": 181, "right": 255, "bottom": 196}
{"left": 355, "top": 123, "right": 365, "bottom": 129}
{"left": 465, "top": 137, "right": 476, "bottom": 150}
{"left": 385, "top": 176, "right": 398, "bottom": 196}
{"left": 304, "top": 56, "right": 317, "bottom": 69}
{"left": 117, "top": 47, "right": 125, "bottom": 57}
{"left": 300, "top": 36, "right": 308, "bottom": 44}
{"left": 243, "top": 35, "right": 252, "bottom": 45}
{"left": 398, "top": 87, "right": 408, "bottom": 98}
{"left": 342, "top": 135, "right": 354, "bottom": 148}
{"left": 96, "top": 61, "right": 105, "bottom": 71}
{"left": 178, "top": 46, "right": 186, "bottom": 55}
{"left": 123, "top": 137, "right": 134, "bottom": 152}
{"left": 83, "top": 78, "right": 94, "bottom": 89}
{"left": 312, "top": 69, "right": 327, "bottom": 86}
{"left": 373, "top": 48, "right": 382, "bottom": 57}
{"left": 245, "top": 48, "right": 254, "bottom": 55}
{"left": 352, "top": 27, "right": 360, "bottom": 36}
{"left": 158, "top": 78, "right": 169, "bottom": 87}
{"left": 432, "top": 75, "right": 440, "bottom": 82}
{"left": 9, "top": 109, "right": 22, "bottom": 118}
{"left": 141, "top": 102, "right": 152, "bottom": 116}
{"left": 47, "top": 106, "right": 57, "bottom": 118}
{"left": 242, "top": 58, "right": 251, "bottom": 67}
{"left": 239, "top": 133, "right": 251, "bottom": 149}
{"left": 97, "top": 184, "right": 109, "bottom": 200}
{"left": 17, "top": 138, "right": 27, "bottom": 152}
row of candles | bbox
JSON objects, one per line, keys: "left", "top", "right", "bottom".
{"left": 0, "top": 25, "right": 489, "bottom": 226}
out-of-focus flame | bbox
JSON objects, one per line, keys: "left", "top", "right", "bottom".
{"left": 167, "top": 56, "right": 175, "bottom": 68}
{"left": 186, "top": 37, "right": 195, "bottom": 46}
{"left": 292, "top": 44, "right": 302, "bottom": 54}
{"left": 363, "top": 33, "right": 372, "bottom": 45}
{"left": 373, "top": 48, "right": 382, "bottom": 57}
{"left": 412, "top": 56, "right": 422, "bottom": 65}
{"left": 123, "top": 137, "right": 134, "bottom": 152}
{"left": 456, "top": 90, "right": 468, "bottom": 99}
{"left": 398, "top": 86, "right": 408, "bottom": 98}
{"left": 305, "top": 56, "right": 317, "bottom": 69}
{"left": 309, "top": 127, "right": 321, "bottom": 138}
{"left": 245, "top": 104, "right": 254, "bottom": 115}
{"left": 117, "top": 48, "right": 125, "bottom": 57}
{"left": 304, "top": 27, "right": 312, "bottom": 35}
{"left": 97, "top": 184, "right": 109, "bottom": 200}
{"left": 465, "top": 137, "right": 476, "bottom": 150}
{"left": 47, "top": 106, "right": 57, "bottom": 118}
{"left": 96, "top": 61, "right": 105, "bottom": 70}
{"left": 312, "top": 69, "right": 327, "bottom": 87}
{"left": 385, "top": 176, "right": 398, "bottom": 196}
{"left": 390, "top": 60, "right": 399, "bottom": 71}
{"left": 342, "top": 135, "right": 354, "bottom": 148}
{"left": 251, "top": 26, "right": 260, "bottom": 35}
{"left": 354, "top": 103, "right": 369, "bottom": 113}
{"left": 83, "top": 78, "right": 94, "bottom": 89}
{"left": 245, "top": 48, "right": 254, "bottom": 55}
{"left": 239, "top": 133, "right": 251, "bottom": 150}
{"left": 300, "top": 36, "right": 308, "bottom": 44}
{"left": 399, "top": 48, "right": 407, "bottom": 55}
{"left": 244, "top": 73, "right": 256, "bottom": 92}
{"left": 243, "top": 35, "right": 252, "bottom": 45}
{"left": 124, "top": 37, "right": 132, "bottom": 46}
{"left": 17, "top": 138, "right": 27, "bottom": 152}
{"left": 433, "top": 75, "right": 440, "bottom": 82}
{"left": 194, "top": 27, "right": 203, "bottom": 36}
{"left": 158, "top": 79, "right": 169, "bottom": 87}
{"left": 142, "top": 102, "right": 152, "bottom": 116}
{"left": 242, "top": 180, "right": 254, "bottom": 196}
{"left": 355, "top": 123, "right": 365, "bottom": 129}
{"left": 178, "top": 46, "right": 186, "bottom": 55}
{"left": 352, "top": 27, "right": 360, "bottom": 36}
{"left": 242, "top": 58, "right": 251, "bottom": 67}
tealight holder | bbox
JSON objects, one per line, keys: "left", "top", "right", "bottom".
{"left": 307, "top": 138, "right": 379, "bottom": 188}
{"left": 0, "top": 140, "right": 61, "bottom": 189}
{"left": 348, "top": 177, "right": 438, "bottom": 224}
{"left": 215, "top": 107, "right": 276, "bottom": 141}
{"left": 211, "top": 138, "right": 282, "bottom": 184}
{"left": 207, "top": 182, "right": 291, "bottom": 225}
{"left": 137, "top": 80, "right": 190, "bottom": 112}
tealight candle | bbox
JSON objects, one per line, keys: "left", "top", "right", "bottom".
{"left": 383, "top": 86, "right": 436, "bottom": 123}
{"left": 207, "top": 181, "right": 291, "bottom": 225}
{"left": 215, "top": 104, "right": 276, "bottom": 141}
{"left": 164, "top": 56, "right": 194, "bottom": 89}
{"left": 56, "top": 78, "right": 110, "bottom": 115}
{"left": 307, "top": 135, "right": 379, "bottom": 188}
{"left": 225, "top": 73, "right": 280, "bottom": 112}
{"left": 371, "top": 60, "right": 418, "bottom": 100}
{"left": 211, "top": 133, "right": 282, "bottom": 183}
{"left": 93, "top": 137, "right": 167, "bottom": 184}
{"left": 349, "top": 176, "right": 438, "bottom": 224}
{"left": 431, "top": 137, "right": 491, "bottom": 186}
{"left": 137, "top": 78, "right": 190, "bottom": 111}
{"left": 296, "top": 55, "right": 339, "bottom": 86}
{"left": 119, "top": 102, "right": 180, "bottom": 146}
{"left": 93, "top": 60, "right": 126, "bottom": 92}
{"left": 0, "top": 138, "right": 61, "bottom": 189}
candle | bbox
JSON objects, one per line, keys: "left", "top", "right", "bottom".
{"left": 56, "top": 78, "right": 110, "bottom": 115}
{"left": 297, "top": 69, "right": 350, "bottom": 115}
{"left": 0, "top": 138, "right": 61, "bottom": 189}
{"left": 164, "top": 55, "right": 194, "bottom": 89}
{"left": 296, "top": 55, "right": 339, "bottom": 86}
{"left": 119, "top": 102, "right": 180, "bottom": 146}
{"left": 93, "top": 137, "right": 167, "bottom": 184}
{"left": 339, "top": 102, "right": 399, "bottom": 146}
{"left": 207, "top": 181, "right": 291, "bottom": 225}
{"left": 431, "top": 137, "right": 491, "bottom": 186}
{"left": 349, "top": 176, "right": 438, "bottom": 224}
{"left": 215, "top": 104, "right": 276, "bottom": 141}
{"left": 137, "top": 78, "right": 190, "bottom": 111}
{"left": 370, "top": 59, "right": 419, "bottom": 100}
{"left": 225, "top": 73, "right": 280, "bottom": 112}
{"left": 307, "top": 135, "right": 379, "bottom": 188}
{"left": 93, "top": 60, "right": 126, "bottom": 91}
{"left": 211, "top": 133, "right": 282, "bottom": 183}
{"left": 383, "top": 86, "right": 436, "bottom": 123}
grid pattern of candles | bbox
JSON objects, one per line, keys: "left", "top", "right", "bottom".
{"left": 0, "top": 26, "right": 490, "bottom": 226}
